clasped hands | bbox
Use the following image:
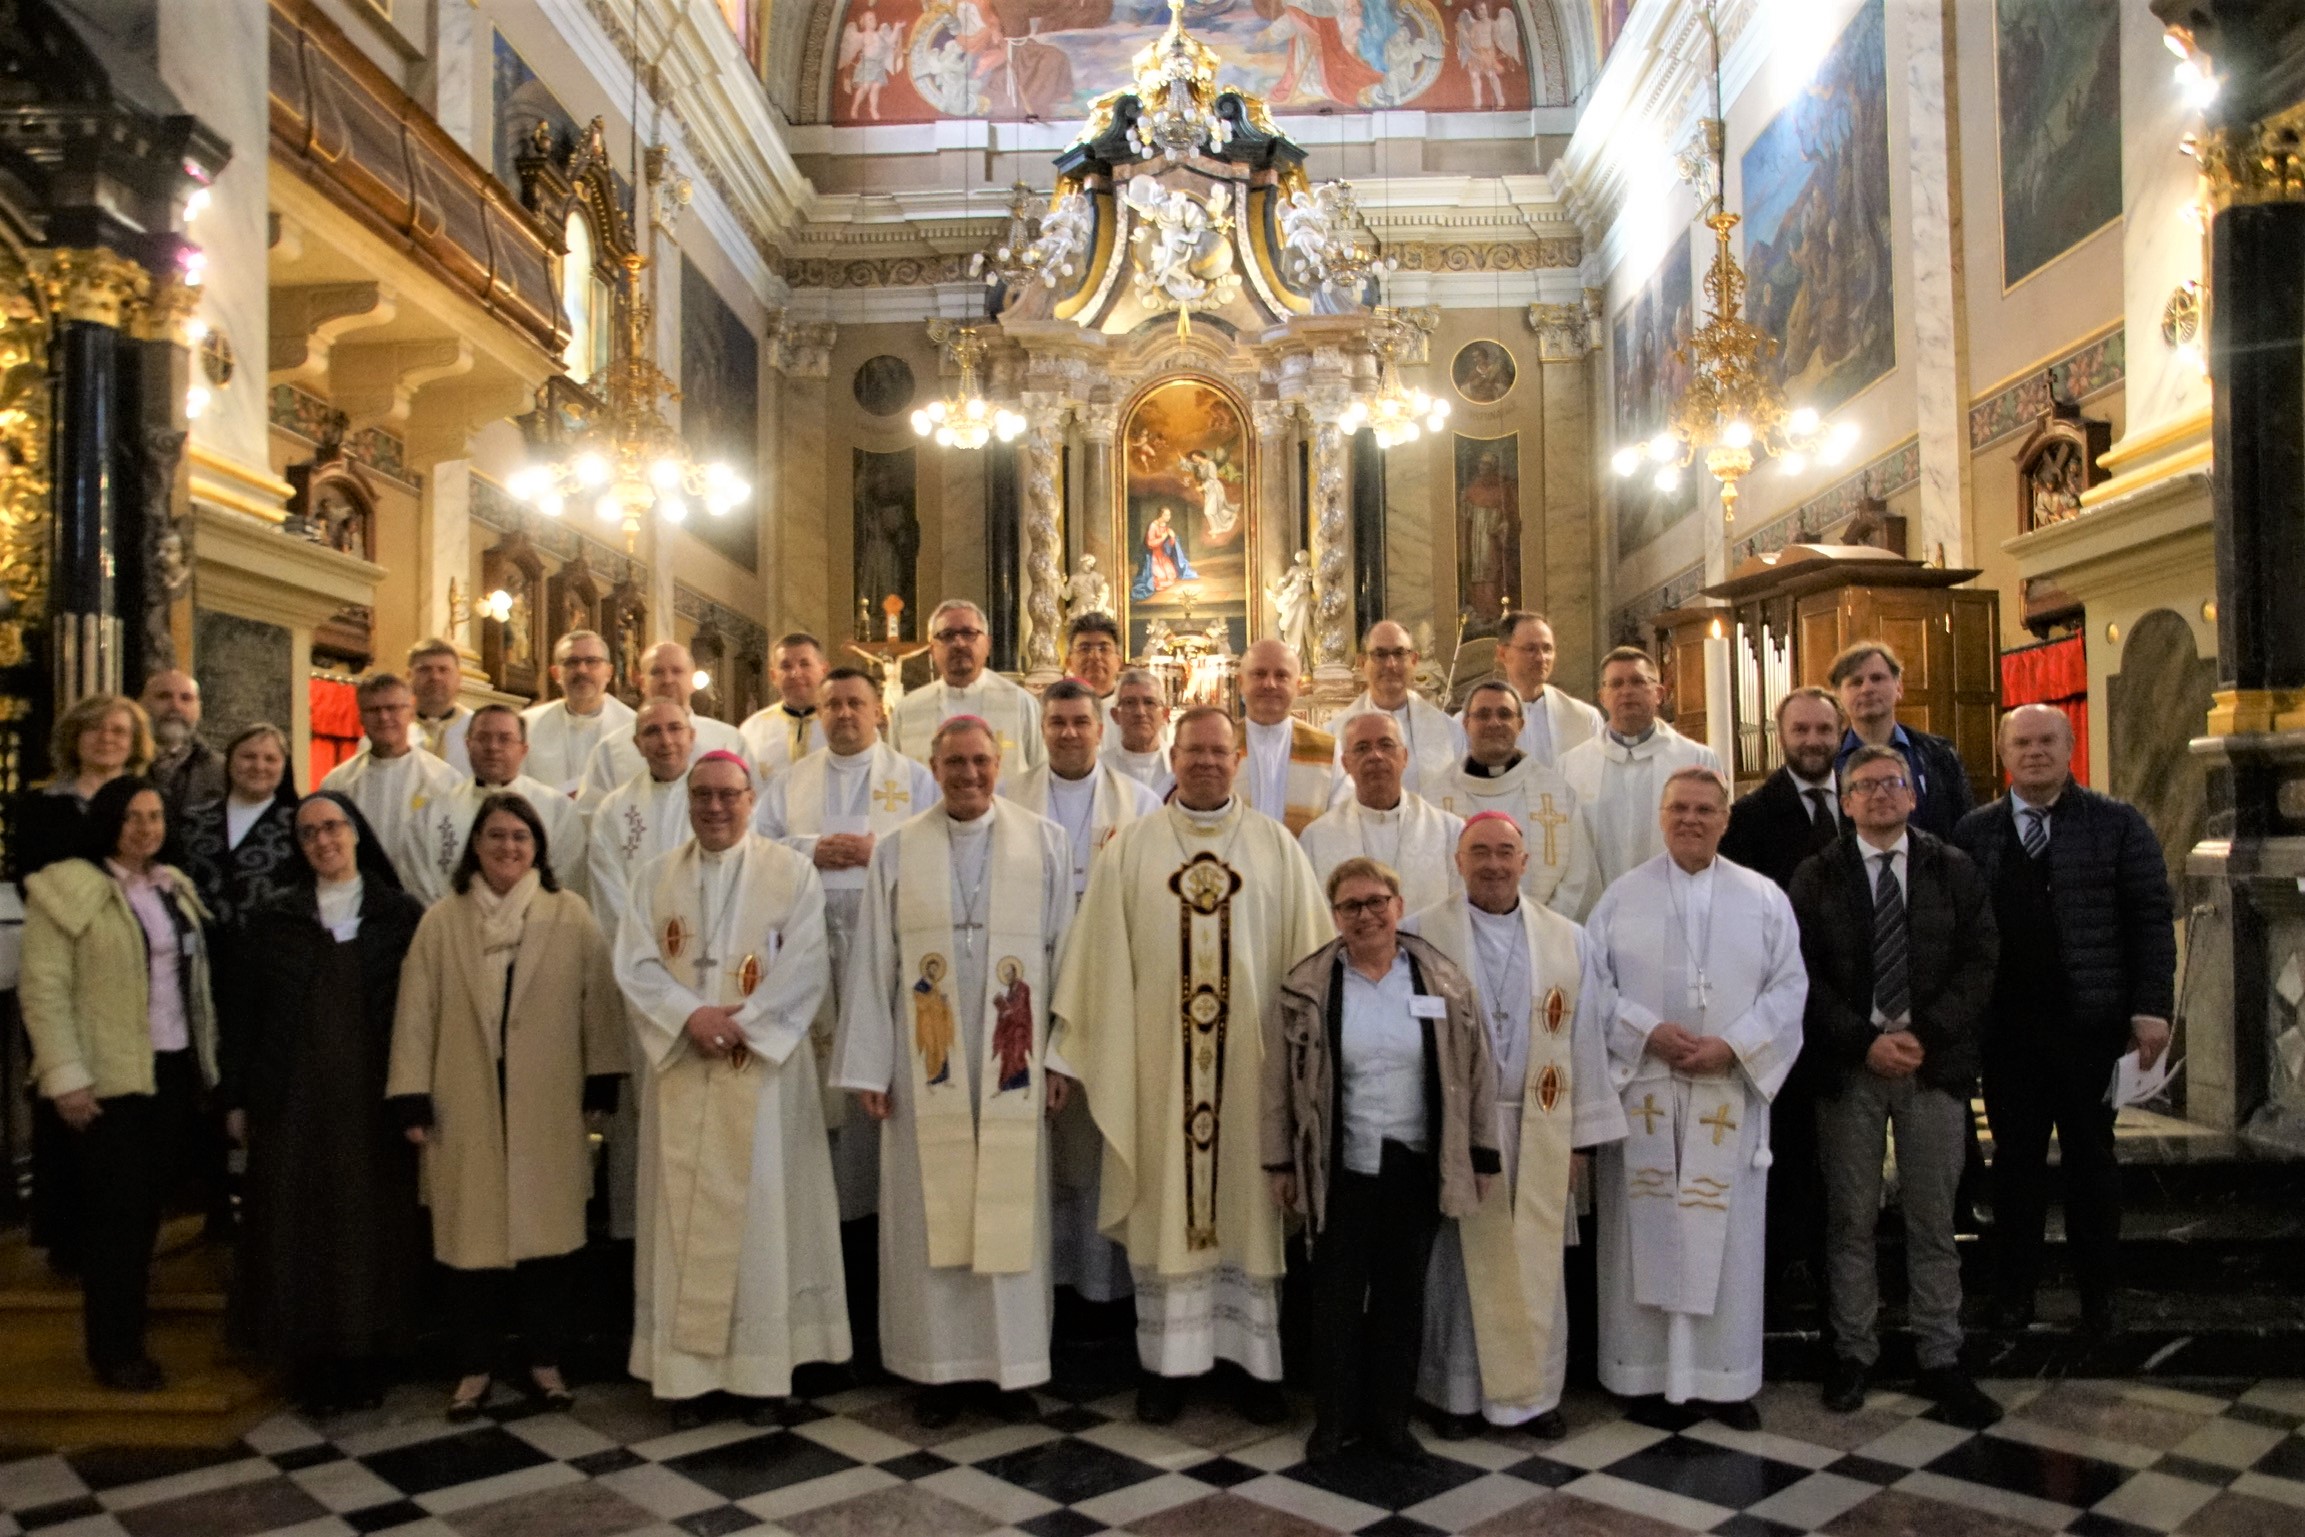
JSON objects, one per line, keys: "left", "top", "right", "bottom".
{"left": 854, "top": 1068, "right": 1075, "bottom": 1123}
{"left": 813, "top": 832, "right": 875, "bottom": 871}
{"left": 1645, "top": 1021, "right": 1735, "bottom": 1076}
{"left": 1865, "top": 1028, "right": 1926, "bottom": 1079}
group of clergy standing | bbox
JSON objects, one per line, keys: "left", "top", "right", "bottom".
{"left": 304, "top": 594, "right": 2172, "bottom": 1465}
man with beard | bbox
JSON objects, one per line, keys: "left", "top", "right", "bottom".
{"left": 141, "top": 670, "right": 224, "bottom": 818}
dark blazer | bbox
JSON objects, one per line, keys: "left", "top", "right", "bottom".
{"left": 1789, "top": 828, "right": 1999, "bottom": 1095}
{"left": 1840, "top": 726, "right": 1973, "bottom": 841}
{"left": 1952, "top": 782, "right": 2176, "bottom": 1053}
{"left": 1722, "top": 767, "right": 1843, "bottom": 892}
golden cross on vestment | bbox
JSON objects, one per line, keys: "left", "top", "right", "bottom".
{"left": 1532, "top": 793, "right": 1570, "bottom": 866}
{"left": 998, "top": 732, "right": 1019, "bottom": 759}
{"left": 1633, "top": 1092, "right": 1664, "bottom": 1135}
{"left": 1701, "top": 1103, "right": 1740, "bottom": 1146}
{"left": 872, "top": 778, "right": 910, "bottom": 813}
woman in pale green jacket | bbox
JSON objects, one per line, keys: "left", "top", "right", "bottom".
{"left": 19, "top": 776, "right": 217, "bottom": 1391}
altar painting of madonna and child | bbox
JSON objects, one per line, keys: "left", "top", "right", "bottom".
{"left": 1121, "top": 379, "right": 1252, "bottom": 658}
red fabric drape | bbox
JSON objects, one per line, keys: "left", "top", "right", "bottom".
{"left": 2000, "top": 636, "right": 2089, "bottom": 788}
{"left": 309, "top": 676, "right": 363, "bottom": 790}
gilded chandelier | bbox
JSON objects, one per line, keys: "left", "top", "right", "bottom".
{"left": 1343, "top": 308, "right": 1450, "bottom": 449}
{"left": 912, "top": 324, "right": 1023, "bottom": 450}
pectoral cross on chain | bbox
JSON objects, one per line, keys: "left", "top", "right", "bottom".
{"left": 1532, "top": 793, "right": 1569, "bottom": 866}
{"left": 1700, "top": 1103, "right": 1739, "bottom": 1146}
{"left": 872, "top": 778, "right": 909, "bottom": 813}
{"left": 1633, "top": 1092, "right": 1664, "bottom": 1135}
{"left": 956, "top": 917, "right": 985, "bottom": 956}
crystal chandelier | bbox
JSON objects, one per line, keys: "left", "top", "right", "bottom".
{"left": 1341, "top": 308, "right": 1450, "bottom": 449}
{"left": 1610, "top": 9, "right": 1853, "bottom": 523}
{"left": 505, "top": 2, "right": 748, "bottom": 549}
{"left": 912, "top": 324, "right": 1023, "bottom": 450}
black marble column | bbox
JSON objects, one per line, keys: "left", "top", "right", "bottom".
{"left": 49, "top": 315, "right": 120, "bottom": 703}
{"left": 1350, "top": 426, "right": 1384, "bottom": 630}
{"left": 985, "top": 440, "right": 1021, "bottom": 672}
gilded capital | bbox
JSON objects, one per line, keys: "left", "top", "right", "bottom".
{"left": 131, "top": 275, "right": 204, "bottom": 345}
{"left": 31, "top": 247, "right": 153, "bottom": 329}
{"left": 2197, "top": 98, "right": 2305, "bottom": 212}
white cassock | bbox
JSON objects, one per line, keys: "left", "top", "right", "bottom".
{"left": 829, "top": 805, "right": 1074, "bottom": 1388}
{"left": 319, "top": 746, "right": 466, "bottom": 903}
{"left": 523, "top": 697, "right": 637, "bottom": 798}
{"left": 413, "top": 776, "right": 591, "bottom": 902}
{"left": 1406, "top": 896, "right": 1623, "bottom": 1424}
{"left": 1456, "top": 685, "right": 1602, "bottom": 771}
{"left": 1239, "top": 717, "right": 1344, "bottom": 834}
{"left": 578, "top": 715, "right": 751, "bottom": 806}
{"left": 739, "top": 703, "right": 829, "bottom": 786}
{"left": 1333, "top": 692, "right": 1465, "bottom": 795}
{"left": 888, "top": 674, "right": 1045, "bottom": 779}
{"left": 1004, "top": 762, "right": 1161, "bottom": 1303}
{"left": 417, "top": 707, "right": 473, "bottom": 776}
{"left": 1558, "top": 725, "right": 1724, "bottom": 889}
{"left": 1297, "top": 793, "right": 1465, "bottom": 913}
{"left": 615, "top": 835, "right": 850, "bottom": 1399}
{"left": 587, "top": 768, "right": 694, "bottom": 1241}
{"left": 1051, "top": 801, "right": 1333, "bottom": 1381}
{"left": 758, "top": 742, "right": 940, "bottom": 1221}
{"left": 1432, "top": 757, "right": 1600, "bottom": 920}
{"left": 1100, "top": 737, "right": 1175, "bottom": 801}
{"left": 1586, "top": 854, "right": 1806, "bottom": 1405}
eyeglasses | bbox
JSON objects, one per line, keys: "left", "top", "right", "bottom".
{"left": 1331, "top": 894, "right": 1396, "bottom": 918}
{"left": 295, "top": 820, "right": 352, "bottom": 843}
{"left": 933, "top": 628, "right": 985, "bottom": 643}
{"left": 1842, "top": 776, "right": 1910, "bottom": 797}
{"left": 561, "top": 655, "right": 610, "bottom": 669}
{"left": 1366, "top": 648, "right": 1415, "bottom": 664}
{"left": 1070, "top": 640, "right": 1119, "bottom": 655}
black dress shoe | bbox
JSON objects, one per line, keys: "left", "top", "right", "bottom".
{"left": 1822, "top": 1357, "right": 1869, "bottom": 1414}
{"left": 1707, "top": 1399, "right": 1762, "bottom": 1432}
{"left": 1303, "top": 1422, "right": 1349, "bottom": 1462}
{"left": 1917, "top": 1367, "right": 2003, "bottom": 1430}
{"left": 95, "top": 1357, "right": 166, "bottom": 1393}
{"left": 913, "top": 1383, "right": 969, "bottom": 1429}
{"left": 1233, "top": 1378, "right": 1288, "bottom": 1426}
{"left": 1367, "top": 1427, "right": 1429, "bottom": 1465}
{"left": 989, "top": 1389, "right": 1039, "bottom": 1423}
{"left": 1525, "top": 1409, "right": 1567, "bottom": 1440}
{"left": 668, "top": 1396, "right": 714, "bottom": 1430}
{"left": 743, "top": 1396, "right": 790, "bottom": 1427}
{"left": 1137, "top": 1375, "right": 1186, "bottom": 1425}
{"left": 1430, "top": 1411, "right": 1481, "bottom": 1440}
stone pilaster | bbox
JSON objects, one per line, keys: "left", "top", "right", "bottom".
{"left": 1903, "top": 0, "right": 1973, "bottom": 567}
{"left": 1530, "top": 300, "right": 1599, "bottom": 690}
{"left": 1021, "top": 395, "right": 1071, "bottom": 684}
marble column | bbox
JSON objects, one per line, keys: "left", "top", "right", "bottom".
{"left": 772, "top": 318, "right": 837, "bottom": 641}
{"left": 1079, "top": 403, "right": 1119, "bottom": 606}
{"left": 1529, "top": 301, "right": 1598, "bottom": 690}
{"left": 1903, "top": 0, "right": 1973, "bottom": 567}
{"left": 1021, "top": 396, "right": 1070, "bottom": 684}
{"left": 1306, "top": 404, "right": 1357, "bottom": 697}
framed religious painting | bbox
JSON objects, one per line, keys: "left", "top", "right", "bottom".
{"left": 1115, "top": 375, "right": 1255, "bottom": 661}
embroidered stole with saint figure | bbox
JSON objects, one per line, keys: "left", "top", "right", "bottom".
{"left": 896, "top": 804, "right": 1047, "bottom": 1274}
{"left": 649, "top": 840, "right": 798, "bottom": 1357}
{"left": 1422, "top": 899, "right": 1582, "bottom": 1410}
{"left": 1621, "top": 895, "right": 1745, "bottom": 1317}
{"left": 1170, "top": 848, "right": 1243, "bottom": 1250}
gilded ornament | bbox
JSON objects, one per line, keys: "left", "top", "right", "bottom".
{"left": 29, "top": 247, "right": 151, "bottom": 330}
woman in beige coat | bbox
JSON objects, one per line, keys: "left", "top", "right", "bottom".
{"left": 387, "top": 793, "right": 625, "bottom": 1418}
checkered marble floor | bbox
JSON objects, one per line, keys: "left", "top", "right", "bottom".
{"left": 6, "top": 1376, "right": 2305, "bottom": 1537}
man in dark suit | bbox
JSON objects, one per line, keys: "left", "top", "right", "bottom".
{"left": 1792, "top": 746, "right": 2001, "bottom": 1427}
{"left": 1830, "top": 642, "right": 1973, "bottom": 840}
{"left": 1722, "top": 685, "right": 1845, "bottom": 1322}
{"left": 1953, "top": 705, "right": 2175, "bottom": 1336}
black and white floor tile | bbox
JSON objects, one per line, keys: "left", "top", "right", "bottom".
{"left": 5, "top": 1377, "right": 2305, "bottom": 1537}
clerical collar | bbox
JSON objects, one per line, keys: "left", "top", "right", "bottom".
{"left": 564, "top": 700, "right": 606, "bottom": 718}
{"left": 1178, "top": 798, "right": 1234, "bottom": 824}
{"left": 942, "top": 675, "right": 983, "bottom": 694}
{"left": 1052, "top": 765, "right": 1097, "bottom": 784}
{"left": 829, "top": 745, "right": 875, "bottom": 767}
{"left": 1607, "top": 724, "right": 1658, "bottom": 749}
{"left": 1465, "top": 751, "right": 1524, "bottom": 779}
{"left": 1244, "top": 716, "right": 1290, "bottom": 738}
{"left": 699, "top": 841, "right": 738, "bottom": 864}
{"left": 944, "top": 806, "right": 994, "bottom": 828}
{"left": 1469, "top": 898, "right": 1522, "bottom": 922}
{"left": 781, "top": 702, "right": 816, "bottom": 718}
{"left": 1355, "top": 797, "right": 1402, "bottom": 818}
{"left": 1669, "top": 856, "right": 1717, "bottom": 879}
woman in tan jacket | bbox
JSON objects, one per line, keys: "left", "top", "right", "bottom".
{"left": 387, "top": 793, "right": 625, "bottom": 1419}
{"left": 20, "top": 776, "right": 216, "bottom": 1391}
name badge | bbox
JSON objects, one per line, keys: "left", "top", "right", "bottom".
{"left": 1409, "top": 995, "right": 1448, "bottom": 1019}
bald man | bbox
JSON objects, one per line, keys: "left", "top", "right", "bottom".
{"left": 578, "top": 640, "right": 751, "bottom": 804}
{"left": 141, "top": 669, "right": 224, "bottom": 817}
{"left": 1235, "top": 639, "right": 1342, "bottom": 832}
{"left": 1333, "top": 621, "right": 1466, "bottom": 795}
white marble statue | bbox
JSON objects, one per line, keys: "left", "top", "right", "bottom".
{"left": 1266, "top": 548, "right": 1314, "bottom": 667}
{"left": 1063, "top": 556, "right": 1115, "bottom": 626}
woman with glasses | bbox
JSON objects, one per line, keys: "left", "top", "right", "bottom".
{"left": 387, "top": 793, "right": 625, "bottom": 1418}
{"left": 1263, "top": 856, "right": 1499, "bottom": 1464}
{"left": 19, "top": 777, "right": 215, "bottom": 1390}
{"left": 223, "top": 792, "right": 427, "bottom": 1412}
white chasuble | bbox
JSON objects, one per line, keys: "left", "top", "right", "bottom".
{"left": 889, "top": 675, "right": 1045, "bottom": 780}
{"left": 829, "top": 809, "right": 1074, "bottom": 1388}
{"left": 416, "top": 775, "right": 591, "bottom": 903}
{"left": 1585, "top": 855, "right": 1805, "bottom": 1405}
{"left": 1051, "top": 801, "right": 1332, "bottom": 1379}
{"left": 1408, "top": 897, "right": 1623, "bottom": 1422}
{"left": 1006, "top": 763, "right": 1161, "bottom": 1304}
{"left": 523, "top": 696, "right": 637, "bottom": 797}
{"left": 614, "top": 836, "right": 849, "bottom": 1400}
{"left": 1558, "top": 725, "right": 1723, "bottom": 888}
{"left": 1432, "top": 757, "right": 1600, "bottom": 921}
{"left": 738, "top": 702, "right": 829, "bottom": 785}
{"left": 1298, "top": 793, "right": 1465, "bottom": 913}
{"left": 584, "top": 768, "right": 692, "bottom": 1242}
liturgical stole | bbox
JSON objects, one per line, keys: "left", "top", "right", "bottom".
{"left": 648, "top": 840, "right": 799, "bottom": 1357}
{"left": 1620, "top": 1069, "right": 1747, "bottom": 1317}
{"left": 896, "top": 803, "right": 1048, "bottom": 1274}
{"left": 1423, "top": 899, "right": 1582, "bottom": 1409}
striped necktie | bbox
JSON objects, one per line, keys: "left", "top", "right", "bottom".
{"left": 1873, "top": 851, "right": 1909, "bottom": 1025}
{"left": 2021, "top": 806, "right": 2049, "bottom": 859}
